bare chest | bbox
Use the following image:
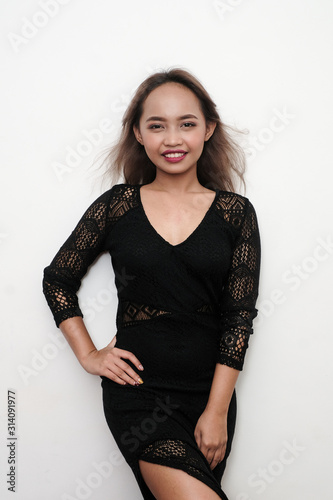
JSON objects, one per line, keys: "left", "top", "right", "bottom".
{"left": 140, "top": 190, "right": 216, "bottom": 246}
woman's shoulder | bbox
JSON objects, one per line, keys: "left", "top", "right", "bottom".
{"left": 79, "top": 184, "right": 141, "bottom": 230}
{"left": 81, "top": 184, "right": 140, "bottom": 222}
{"left": 214, "top": 188, "right": 248, "bottom": 203}
{"left": 94, "top": 183, "right": 141, "bottom": 205}
{"left": 213, "top": 189, "right": 257, "bottom": 230}
{"left": 214, "top": 189, "right": 250, "bottom": 211}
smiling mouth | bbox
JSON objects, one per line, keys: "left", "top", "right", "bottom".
{"left": 162, "top": 150, "right": 188, "bottom": 163}
{"left": 164, "top": 152, "right": 187, "bottom": 158}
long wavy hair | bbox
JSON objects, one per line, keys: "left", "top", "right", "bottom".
{"left": 102, "top": 68, "right": 246, "bottom": 192}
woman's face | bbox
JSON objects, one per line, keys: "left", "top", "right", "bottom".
{"left": 134, "top": 83, "right": 215, "bottom": 177}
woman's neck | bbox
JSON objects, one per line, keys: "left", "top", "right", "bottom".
{"left": 148, "top": 169, "right": 208, "bottom": 195}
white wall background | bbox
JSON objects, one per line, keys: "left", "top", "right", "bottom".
{"left": 1, "top": 0, "right": 332, "bottom": 499}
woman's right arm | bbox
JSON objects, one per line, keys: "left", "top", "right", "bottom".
{"left": 43, "top": 187, "right": 144, "bottom": 386}
{"left": 59, "top": 317, "right": 144, "bottom": 385}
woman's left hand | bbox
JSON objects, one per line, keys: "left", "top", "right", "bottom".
{"left": 194, "top": 409, "right": 228, "bottom": 470}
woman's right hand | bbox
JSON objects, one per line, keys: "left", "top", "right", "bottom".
{"left": 81, "top": 341, "right": 144, "bottom": 386}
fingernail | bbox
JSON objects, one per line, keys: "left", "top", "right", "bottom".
{"left": 137, "top": 377, "right": 144, "bottom": 384}
{"left": 139, "top": 365, "right": 144, "bottom": 370}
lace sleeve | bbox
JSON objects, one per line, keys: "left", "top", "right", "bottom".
{"left": 42, "top": 188, "right": 115, "bottom": 327}
{"left": 218, "top": 199, "right": 261, "bottom": 371}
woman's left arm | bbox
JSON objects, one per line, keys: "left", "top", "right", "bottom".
{"left": 194, "top": 364, "right": 239, "bottom": 470}
{"left": 194, "top": 196, "right": 261, "bottom": 469}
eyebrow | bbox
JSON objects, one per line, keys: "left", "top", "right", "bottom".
{"left": 145, "top": 114, "right": 199, "bottom": 123}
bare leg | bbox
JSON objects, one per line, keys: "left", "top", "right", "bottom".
{"left": 139, "top": 460, "right": 223, "bottom": 500}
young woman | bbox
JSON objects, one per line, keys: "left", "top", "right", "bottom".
{"left": 43, "top": 69, "right": 260, "bottom": 500}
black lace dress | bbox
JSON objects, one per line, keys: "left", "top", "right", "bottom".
{"left": 43, "top": 184, "right": 260, "bottom": 500}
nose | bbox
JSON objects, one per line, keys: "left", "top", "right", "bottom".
{"left": 164, "top": 127, "right": 182, "bottom": 146}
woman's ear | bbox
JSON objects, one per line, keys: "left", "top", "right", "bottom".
{"left": 204, "top": 122, "right": 217, "bottom": 142}
{"left": 133, "top": 125, "right": 143, "bottom": 145}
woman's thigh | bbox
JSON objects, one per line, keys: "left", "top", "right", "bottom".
{"left": 139, "top": 460, "right": 223, "bottom": 500}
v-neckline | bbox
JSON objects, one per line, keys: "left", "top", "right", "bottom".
{"left": 137, "top": 185, "right": 218, "bottom": 248}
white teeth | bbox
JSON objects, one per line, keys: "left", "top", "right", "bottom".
{"left": 164, "top": 153, "right": 185, "bottom": 158}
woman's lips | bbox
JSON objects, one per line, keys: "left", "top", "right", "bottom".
{"left": 162, "top": 150, "right": 188, "bottom": 163}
